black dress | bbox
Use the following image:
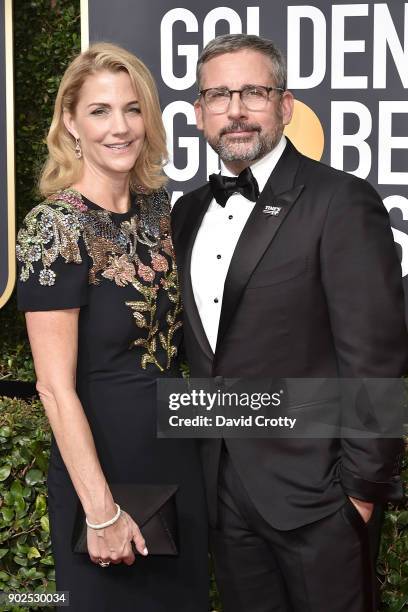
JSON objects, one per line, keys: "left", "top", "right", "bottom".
{"left": 16, "top": 188, "right": 209, "bottom": 612}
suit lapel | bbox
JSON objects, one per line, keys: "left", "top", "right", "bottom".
{"left": 176, "top": 185, "right": 214, "bottom": 361}
{"left": 215, "top": 140, "right": 305, "bottom": 354}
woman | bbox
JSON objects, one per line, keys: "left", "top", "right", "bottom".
{"left": 16, "top": 43, "right": 208, "bottom": 611}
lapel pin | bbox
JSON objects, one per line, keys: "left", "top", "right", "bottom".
{"left": 263, "top": 205, "right": 282, "bottom": 216}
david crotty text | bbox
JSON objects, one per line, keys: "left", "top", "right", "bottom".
{"left": 168, "top": 415, "right": 297, "bottom": 429}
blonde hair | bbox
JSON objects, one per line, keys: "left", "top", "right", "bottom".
{"left": 39, "top": 42, "right": 167, "bottom": 196}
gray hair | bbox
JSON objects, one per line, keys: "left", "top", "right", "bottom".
{"left": 196, "top": 34, "right": 287, "bottom": 91}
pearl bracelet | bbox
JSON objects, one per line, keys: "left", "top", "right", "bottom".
{"left": 86, "top": 503, "right": 121, "bottom": 529}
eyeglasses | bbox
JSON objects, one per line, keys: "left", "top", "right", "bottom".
{"left": 199, "top": 85, "right": 285, "bottom": 114}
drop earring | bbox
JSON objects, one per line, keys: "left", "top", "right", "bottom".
{"left": 75, "top": 137, "right": 82, "bottom": 159}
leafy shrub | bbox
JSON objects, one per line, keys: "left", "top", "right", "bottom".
{"left": 377, "top": 440, "right": 408, "bottom": 612}
{"left": 0, "top": 2, "right": 79, "bottom": 609}
{"left": 0, "top": 394, "right": 406, "bottom": 611}
{"left": 0, "top": 397, "right": 52, "bottom": 611}
{"left": 0, "top": 0, "right": 81, "bottom": 349}
{"left": 0, "top": 343, "right": 35, "bottom": 384}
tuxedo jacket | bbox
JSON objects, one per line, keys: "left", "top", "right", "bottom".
{"left": 171, "top": 138, "right": 408, "bottom": 530}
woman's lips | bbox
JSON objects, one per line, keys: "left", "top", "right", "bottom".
{"left": 104, "top": 141, "right": 133, "bottom": 151}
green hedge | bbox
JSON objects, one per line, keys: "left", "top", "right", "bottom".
{"left": 0, "top": 396, "right": 407, "bottom": 611}
{"left": 0, "top": 397, "right": 52, "bottom": 611}
{"left": 0, "top": 0, "right": 81, "bottom": 347}
{"left": 0, "top": 395, "right": 223, "bottom": 612}
{"left": 0, "top": 351, "right": 407, "bottom": 612}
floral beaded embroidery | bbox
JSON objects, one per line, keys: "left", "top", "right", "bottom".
{"left": 102, "top": 254, "right": 135, "bottom": 287}
{"left": 126, "top": 253, "right": 182, "bottom": 372}
{"left": 16, "top": 188, "right": 182, "bottom": 372}
{"left": 16, "top": 189, "right": 86, "bottom": 285}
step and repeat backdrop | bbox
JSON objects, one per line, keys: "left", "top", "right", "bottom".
{"left": 1, "top": 2, "right": 407, "bottom": 305}
{"left": 0, "top": 0, "right": 14, "bottom": 309}
{"left": 83, "top": 0, "right": 408, "bottom": 289}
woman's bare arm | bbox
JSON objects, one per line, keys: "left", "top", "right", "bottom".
{"left": 26, "top": 308, "right": 115, "bottom": 522}
{"left": 25, "top": 309, "right": 146, "bottom": 564}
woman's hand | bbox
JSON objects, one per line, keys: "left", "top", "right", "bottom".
{"left": 87, "top": 510, "right": 148, "bottom": 566}
{"left": 25, "top": 310, "right": 147, "bottom": 567}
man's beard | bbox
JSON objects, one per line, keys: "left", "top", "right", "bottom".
{"left": 206, "top": 120, "right": 282, "bottom": 163}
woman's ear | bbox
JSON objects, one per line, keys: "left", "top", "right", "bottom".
{"left": 62, "top": 109, "right": 79, "bottom": 140}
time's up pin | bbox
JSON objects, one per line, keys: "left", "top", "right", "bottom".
{"left": 263, "top": 205, "right": 282, "bottom": 216}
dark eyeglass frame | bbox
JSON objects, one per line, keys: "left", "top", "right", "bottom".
{"left": 199, "top": 85, "right": 285, "bottom": 113}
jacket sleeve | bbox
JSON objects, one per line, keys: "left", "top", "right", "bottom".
{"left": 320, "top": 175, "right": 407, "bottom": 502}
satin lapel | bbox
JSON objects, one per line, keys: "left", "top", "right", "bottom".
{"left": 215, "top": 140, "right": 305, "bottom": 354}
{"left": 176, "top": 185, "right": 214, "bottom": 361}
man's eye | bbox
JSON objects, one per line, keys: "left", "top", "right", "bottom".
{"left": 209, "top": 90, "right": 229, "bottom": 99}
{"left": 245, "top": 88, "right": 265, "bottom": 98}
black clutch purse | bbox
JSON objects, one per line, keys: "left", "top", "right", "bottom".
{"left": 72, "top": 483, "right": 179, "bottom": 556}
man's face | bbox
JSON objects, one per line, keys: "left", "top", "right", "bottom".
{"left": 195, "top": 49, "right": 294, "bottom": 168}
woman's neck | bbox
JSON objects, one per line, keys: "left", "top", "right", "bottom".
{"left": 71, "top": 166, "right": 132, "bottom": 213}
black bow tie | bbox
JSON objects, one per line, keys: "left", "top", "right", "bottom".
{"left": 209, "top": 167, "right": 260, "bottom": 207}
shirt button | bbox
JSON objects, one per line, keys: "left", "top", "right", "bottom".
{"left": 228, "top": 215, "right": 233, "bottom": 220}
{"left": 216, "top": 254, "right": 221, "bottom": 259}
{"left": 214, "top": 298, "right": 219, "bottom": 303}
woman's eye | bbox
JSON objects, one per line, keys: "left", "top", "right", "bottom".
{"left": 90, "top": 107, "right": 140, "bottom": 116}
{"left": 91, "top": 108, "right": 108, "bottom": 116}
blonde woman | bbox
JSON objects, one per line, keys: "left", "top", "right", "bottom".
{"left": 16, "top": 43, "right": 208, "bottom": 611}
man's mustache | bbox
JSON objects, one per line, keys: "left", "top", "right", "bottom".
{"left": 219, "top": 122, "right": 261, "bottom": 137}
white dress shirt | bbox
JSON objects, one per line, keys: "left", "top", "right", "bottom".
{"left": 190, "top": 135, "right": 287, "bottom": 351}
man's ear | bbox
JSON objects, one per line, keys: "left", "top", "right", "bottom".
{"left": 194, "top": 100, "right": 204, "bottom": 132}
{"left": 281, "top": 91, "right": 294, "bottom": 127}
{"left": 62, "top": 109, "right": 79, "bottom": 140}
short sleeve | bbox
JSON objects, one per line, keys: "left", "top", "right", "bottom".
{"left": 16, "top": 199, "right": 90, "bottom": 311}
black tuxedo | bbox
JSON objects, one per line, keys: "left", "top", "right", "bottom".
{"left": 171, "top": 139, "right": 407, "bottom": 610}
{"left": 172, "top": 138, "right": 407, "bottom": 529}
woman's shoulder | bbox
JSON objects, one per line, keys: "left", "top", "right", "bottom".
{"left": 136, "top": 186, "right": 171, "bottom": 238}
{"left": 20, "top": 189, "right": 88, "bottom": 223}
{"left": 137, "top": 186, "right": 170, "bottom": 210}
{"left": 16, "top": 189, "right": 89, "bottom": 285}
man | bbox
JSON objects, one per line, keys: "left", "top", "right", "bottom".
{"left": 171, "top": 34, "right": 407, "bottom": 612}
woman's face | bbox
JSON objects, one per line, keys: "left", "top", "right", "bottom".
{"left": 64, "top": 69, "right": 146, "bottom": 180}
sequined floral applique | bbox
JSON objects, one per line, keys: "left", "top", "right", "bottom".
{"left": 151, "top": 253, "right": 168, "bottom": 273}
{"left": 16, "top": 189, "right": 87, "bottom": 285}
{"left": 102, "top": 254, "right": 136, "bottom": 287}
{"left": 126, "top": 257, "right": 182, "bottom": 372}
{"left": 124, "top": 190, "right": 182, "bottom": 371}
{"left": 137, "top": 262, "right": 155, "bottom": 283}
{"left": 17, "top": 187, "right": 182, "bottom": 372}
{"left": 81, "top": 187, "right": 182, "bottom": 371}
